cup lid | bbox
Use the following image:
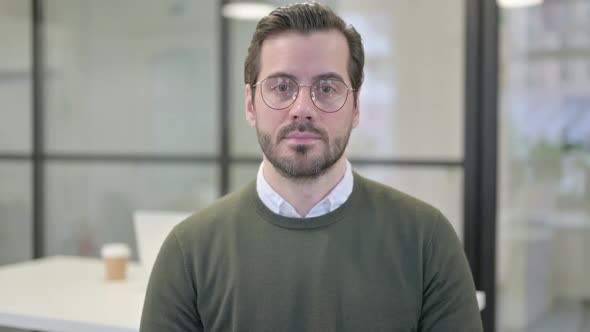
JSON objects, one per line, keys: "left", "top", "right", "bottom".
{"left": 101, "top": 243, "right": 131, "bottom": 258}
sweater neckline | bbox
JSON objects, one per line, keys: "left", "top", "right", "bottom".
{"left": 251, "top": 172, "right": 362, "bottom": 230}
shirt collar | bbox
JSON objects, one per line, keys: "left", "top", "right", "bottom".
{"left": 256, "top": 160, "right": 354, "bottom": 218}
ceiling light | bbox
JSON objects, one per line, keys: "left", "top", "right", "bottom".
{"left": 222, "top": 3, "right": 275, "bottom": 21}
{"left": 497, "top": 0, "right": 543, "bottom": 8}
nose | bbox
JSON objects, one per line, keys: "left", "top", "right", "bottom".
{"left": 288, "top": 85, "right": 316, "bottom": 121}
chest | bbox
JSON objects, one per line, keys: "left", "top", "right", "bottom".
{"left": 194, "top": 227, "right": 422, "bottom": 331}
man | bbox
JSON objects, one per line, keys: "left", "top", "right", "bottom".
{"left": 140, "top": 3, "right": 483, "bottom": 331}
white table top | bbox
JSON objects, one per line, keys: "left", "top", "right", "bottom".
{"left": 0, "top": 256, "right": 486, "bottom": 332}
{"left": 0, "top": 256, "right": 147, "bottom": 332}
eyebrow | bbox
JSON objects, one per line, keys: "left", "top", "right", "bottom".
{"left": 264, "top": 71, "right": 346, "bottom": 83}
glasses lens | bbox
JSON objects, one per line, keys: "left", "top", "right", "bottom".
{"left": 312, "top": 80, "right": 349, "bottom": 113}
{"left": 261, "top": 76, "right": 298, "bottom": 110}
{"left": 258, "top": 76, "right": 350, "bottom": 112}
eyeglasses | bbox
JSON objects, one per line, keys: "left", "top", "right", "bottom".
{"left": 252, "top": 75, "right": 355, "bottom": 113}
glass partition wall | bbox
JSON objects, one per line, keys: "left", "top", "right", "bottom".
{"left": 1, "top": 1, "right": 480, "bottom": 331}
{"left": 40, "top": 0, "right": 220, "bottom": 259}
{"left": 0, "top": 0, "right": 33, "bottom": 266}
{"left": 496, "top": 1, "right": 590, "bottom": 331}
{"left": 1, "top": 0, "right": 467, "bottom": 293}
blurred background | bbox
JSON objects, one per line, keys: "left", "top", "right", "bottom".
{"left": 0, "top": 0, "right": 588, "bottom": 331}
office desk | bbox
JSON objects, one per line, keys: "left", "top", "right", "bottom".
{"left": 0, "top": 256, "right": 486, "bottom": 332}
{"left": 0, "top": 256, "right": 146, "bottom": 332}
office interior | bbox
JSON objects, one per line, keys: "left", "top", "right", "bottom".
{"left": 0, "top": 0, "right": 588, "bottom": 331}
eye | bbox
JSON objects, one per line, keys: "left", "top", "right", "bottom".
{"left": 267, "top": 76, "right": 295, "bottom": 94}
{"left": 316, "top": 80, "right": 339, "bottom": 94}
{"left": 320, "top": 85, "right": 335, "bottom": 94}
{"left": 276, "top": 84, "right": 290, "bottom": 92}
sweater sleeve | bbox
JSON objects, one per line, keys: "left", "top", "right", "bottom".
{"left": 140, "top": 229, "right": 203, "bottom": 332}
{"left": 418, "top": 212, "right": 483, "bottom": 332}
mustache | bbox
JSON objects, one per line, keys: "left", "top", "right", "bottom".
{"left": 278, "top": 122, "right": 328, "bottom": 141}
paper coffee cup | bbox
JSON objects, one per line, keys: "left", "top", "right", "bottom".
{"left": 101, "top": 243, "right": 131, "bottom": 281}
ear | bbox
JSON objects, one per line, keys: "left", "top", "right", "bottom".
{"left": 245, "top": 84, "right": 256, "bottom": 127}
{"left": 352, "top": 87, "right": 361, "bottom": 129}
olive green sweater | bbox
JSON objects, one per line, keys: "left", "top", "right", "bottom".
{"left": 140, "top": 172, "right": 483, "bottom": 331}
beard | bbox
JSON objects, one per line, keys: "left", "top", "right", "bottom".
{"left": 257, "top": 121, "right": 351, "bottom": 181}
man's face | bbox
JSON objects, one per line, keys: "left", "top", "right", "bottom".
{"left": 245, "top": 30, "right": 360, "bottom": 180}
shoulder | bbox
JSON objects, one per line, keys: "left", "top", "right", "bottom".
{"left": 352, "top": 171, "right": 458, "bottom": 247}
{"left": 354, "top": 172, "right": 445, "bottom": 223}
{"left": 352, "top": 171, "right": 466, "bottom": 273}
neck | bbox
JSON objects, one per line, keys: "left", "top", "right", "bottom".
{"left": 262, "top": 156, "right": 348, "bottom": 217}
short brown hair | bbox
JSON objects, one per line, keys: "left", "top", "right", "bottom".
{"left": 244, "top": 2, "right": 364, "bottom": 103}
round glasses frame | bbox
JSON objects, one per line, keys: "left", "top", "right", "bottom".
{"left": 252, "top": 76, "right": 355, "bottom": 113}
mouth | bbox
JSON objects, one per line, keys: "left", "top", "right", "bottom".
{"left": 283, "top": 133, "right": 323, "bottom": 144}
{"left": 278, "top": 123, "right": 326, "bottom": 145}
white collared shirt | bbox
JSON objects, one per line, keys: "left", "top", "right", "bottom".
{"left": 256, "top": 160, "right": 354, "bottom": 218}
